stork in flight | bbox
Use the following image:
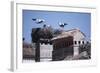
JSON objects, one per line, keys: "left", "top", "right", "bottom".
{"left": 59, "top": 22, "right": 68, "bottom": 28}
{"left": 32, "top": 18, "right": 45, "bottom": 24}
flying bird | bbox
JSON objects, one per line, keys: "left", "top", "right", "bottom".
{"left": 32, "top": 18, "right": 45, "bottom": 24}
{"left": 59, "top": 22, "right": 68, "bottom": 28}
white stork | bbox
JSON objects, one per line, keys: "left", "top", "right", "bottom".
{"left": 59, "top": 22, "right": 68, "bottom": 28}
{"left": 32, "top": 18, "right": 45, "bottom": 24}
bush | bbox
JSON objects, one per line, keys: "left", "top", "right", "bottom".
{"left": 79, "top": 42, "right": 91, "bottom": 59}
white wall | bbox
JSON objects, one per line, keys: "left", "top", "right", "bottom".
{"left": 0, "top": 0, "right": 100, "bottom": 73}
{"left": 40, "top": 44, "right": 53, "bottom": 61}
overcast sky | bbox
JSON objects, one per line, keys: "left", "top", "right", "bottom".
{"left": 23, "top": 10, "right": 91, "bottom": 43}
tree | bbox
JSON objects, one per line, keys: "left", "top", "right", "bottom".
{"left": 79, "top": 42, "right": 91, "bottom": 59}
{"left": 53, "top": 29, "right": 62, "bottom": 36}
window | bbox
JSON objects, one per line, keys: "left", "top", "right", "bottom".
{"left": 78, "top": 41, "right": 80, "bottom": 44}
{"left": 74, "top": 41, "right": 77, "bottom": 44}
{"left": 82, "top": 41, "right": 84, "bottom": 44}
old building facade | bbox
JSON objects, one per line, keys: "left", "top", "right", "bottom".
{"left": 28, "top": 28, "right": 88, "bottom": 62}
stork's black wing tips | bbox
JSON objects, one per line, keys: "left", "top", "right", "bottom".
{"left": 64, "top": 23, "right": 68, "bottom": 25}
{"left": 32, "top": 18, "right": 36, "bottom": 21}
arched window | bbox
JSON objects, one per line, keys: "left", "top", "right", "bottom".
{"left": 87, "top": 41, "right": 89, "bottom": 44}
{"left": 74, "top": 41, "right": 77, "bottom": 44}
{"left": 82, "top": 41, "right": 84, "bottom": 44}
{"left": 78, "top": 41, "right": 80, "bottom": 44}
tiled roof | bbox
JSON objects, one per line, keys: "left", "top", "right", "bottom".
{"left": 52, "top": 28, "right": 86, "bottom": 40}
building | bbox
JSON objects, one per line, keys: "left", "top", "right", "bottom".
{"left": 40, "top": 43, "right": 53, "bottom": 61}
{"left": 52, "top": 29, "right": 87, "bottom": 61}
{"left": 31, "top": 28, "right": 89, "bottom": 62}
{"left": 23, "top": 42, "right": 35, "bottom": 60}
